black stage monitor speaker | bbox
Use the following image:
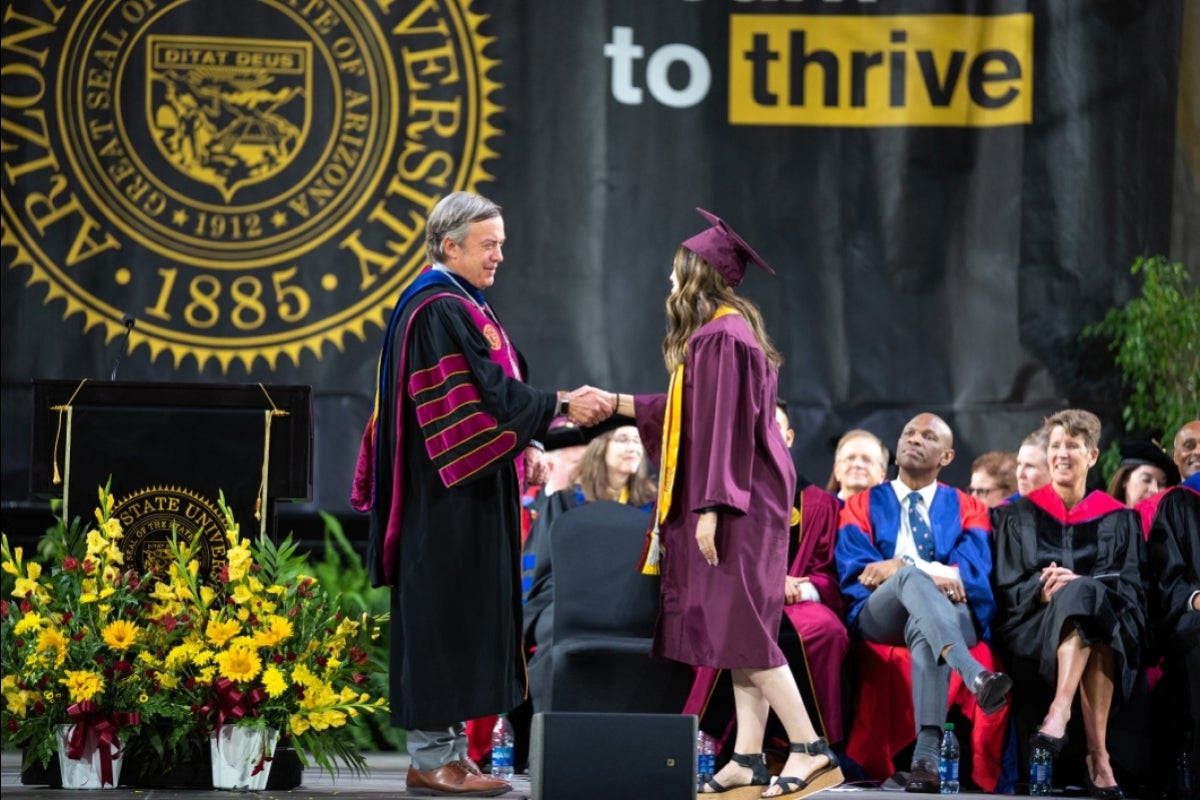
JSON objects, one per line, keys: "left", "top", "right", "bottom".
{"left": 530, "top": 712, "right": 696, "bottom": 800}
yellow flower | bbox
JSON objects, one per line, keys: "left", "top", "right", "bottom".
{"left": 101, "top": 517, "right": 123, "bottom": 540}
{"left": 205, "top": 618, "right": 242, "bottom": 648}
{"left": 12, "top": 612, "right": 45, "bottom": 636}
{"left": 85, "top": 529, "right": 109, "bottom": 558}
{"left": 165, "top": 641, "right": 200, "bottom": 669}
{"left": 101, "top": 619, "right": 139, "bottom": 651}
{"left": 262, "top": 665, "right": 288, "bottom": 698}
{"left": 36, "top": 628, "right": 69, "bottom": 668}
{"left": 226, "top": 544, "right": 252, "bottom": 581}
{"left": 60, "top": 670, "right": 105, "bottom": 703}
{"left": 229, "top": 583, "right": 256, "bottom": 606}
{"left": 304, "top": 708, "right": 347, "bottom": 730}
{"left": 289, "top": 713, "right": 310, "bottom": 735}
{"left": 252, "top": 615, "right": 293, "bottom": 648}
{"left": 215, "top": 643, "right": 261, "bottom": 683}
{"left": 12, "top": 575, "right": 41, "bottom": 599}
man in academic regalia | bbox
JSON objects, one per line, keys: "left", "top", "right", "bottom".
{"left": 351, "top": 192, "right": 610, "bottom": 797}
{"left": 1146, "top": 470, "right": 1200, "bottom": 798}
{"left": 837, "top": 413, "right": 1011, "bottom": 793}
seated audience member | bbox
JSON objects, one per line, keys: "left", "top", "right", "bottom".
{"left": 1133, "top": 419, "right": 1200, "bottom": 534}
{"left": 523, "top": 425, "right": 655, "bottom": 713}
{"left": 1106, "top": 438, "right": 1179, "bottom": 507}
{"left": 777, "top": 402, "right": 850, "bottom": 747}
{"left": 826, "top": 429, "right": 890, "bottom": 503}
{"left": 968, "top": 451, "right": 1018, "bottom": 509}
{"left": 991, "top": 409, "right": 1149, "bottom": 800}
{"left": 1011, "top": 428, "right": 1052, "bottom": 501}
{"left": 1145, "top": 470, "right": 1200, "bottom": 799}
{"left": 691, "top": 402, "right": 850, "bottom": 754}
{"left": 1173, "top": 420, "right": 1200, "bottom": 481}
{"left": 837, "top": 412, "right": 1010, "bottom": 794}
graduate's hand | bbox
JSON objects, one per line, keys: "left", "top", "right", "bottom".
{"left": 695, "top": 510, "right": 718, "bottom": 566}
{"left": 565, "top": 386, "right": 614, "bottom": 426}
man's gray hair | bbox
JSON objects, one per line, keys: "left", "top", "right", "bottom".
{"left": 426, "top": 192, "right": 502, "bottom": 264}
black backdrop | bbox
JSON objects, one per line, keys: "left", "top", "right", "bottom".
{"left": 0, "top": 0, "right": 1189, "bottom": 537}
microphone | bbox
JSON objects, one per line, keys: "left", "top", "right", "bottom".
{"left": 109, "top": 314, "right": 136, "bottom": 381}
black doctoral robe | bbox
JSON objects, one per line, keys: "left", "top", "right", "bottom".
{"left": 991, "top": 485, "right": 1150, "bottom": 702}
{"left": 354, "top": 277, "right": 556, "bottom": 730}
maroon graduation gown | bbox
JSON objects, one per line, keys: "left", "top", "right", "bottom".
{"left": 634, "top": 313, "right": 796, "bottom": 669}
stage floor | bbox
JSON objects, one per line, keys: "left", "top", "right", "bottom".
{"left": 1, "top": 750, "right": 1016, "bottom": 799}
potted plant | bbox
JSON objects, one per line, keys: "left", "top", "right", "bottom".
{"left": 1, "top": 483, "right": 153, "bottom": 788}
{"left": 147, "top": 493, "right": 389, "bottom": 787}
{"left": 2, "top": 483, "right": 390, "bottom": 789}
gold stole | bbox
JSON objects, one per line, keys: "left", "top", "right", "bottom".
{"left": 641, "top": 306, "right": 739, "bottom": 575}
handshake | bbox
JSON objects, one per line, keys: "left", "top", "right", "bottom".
{"left": 558, "top": 385, "right": 621, "bottom": 427}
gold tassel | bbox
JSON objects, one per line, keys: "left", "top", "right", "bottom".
{"left": 639, "top": 521, "right": 662, "bottom": 575}
{"left": 51, "top": 379, "right": 89, "bottom": 485}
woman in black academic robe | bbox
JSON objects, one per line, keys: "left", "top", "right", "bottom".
{"left": 992, "top": 409, "right": 1149, "bottom": 800}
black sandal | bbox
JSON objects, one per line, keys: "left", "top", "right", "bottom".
{"left": 1030, "top": 730, "right": 1068, "bottom": 757}
{"left": 762, "top": 738, "right": 844, "bottom": 799}
{"left": 699, "top": 751, "right": 770, "bottom": 795}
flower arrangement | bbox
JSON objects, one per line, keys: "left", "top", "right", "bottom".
{"left": 1, "top": 484, "right": 152, "bottom": 782}
{"left": 2, "top": 483, "right": 390, "bottom": 782}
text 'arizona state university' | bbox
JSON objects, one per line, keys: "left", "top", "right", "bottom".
{"left": 730, "top": 14, "right": 1033, "bottom": 127}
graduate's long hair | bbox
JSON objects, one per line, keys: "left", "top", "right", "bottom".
{"left": 662, "top": 247, "right": 782, "bottom": 373}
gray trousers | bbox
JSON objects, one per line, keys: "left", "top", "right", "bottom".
{"left": 407, "top": 723, "right": 468, "bottom": 771}
{"left": 855, "top": 565, "right": 978, "bottom": 732}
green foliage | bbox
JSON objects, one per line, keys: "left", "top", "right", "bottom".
{"left": 308, "top": 512, "right": 404, "bottom": 753}
{"left": 1083, "top": 255, "right": 1200, "bottom": 448}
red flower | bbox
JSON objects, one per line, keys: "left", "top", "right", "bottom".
{"left": 62, "top": 556, "right": 78, "bottom": 571}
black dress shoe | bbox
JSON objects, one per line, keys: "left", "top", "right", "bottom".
{"left": 904, "top": 759, "right": 941, "bottom": 793}
{"left": 972, "top": 670, "right": 1013, "bottom": 714}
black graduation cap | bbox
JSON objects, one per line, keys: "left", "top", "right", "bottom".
{"left": 1118, "top": 438, "right": 1180, "bottom": 486}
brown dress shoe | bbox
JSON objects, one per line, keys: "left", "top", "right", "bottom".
{"left": 904, "top": 759, "right": 941, "bottom": 793}
{"left": 406, "top": 763, "right": 511, "bottom": 797}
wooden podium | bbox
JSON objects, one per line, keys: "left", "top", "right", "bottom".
{"left": 29, "top": 379, "right": 312, "bottom": 576}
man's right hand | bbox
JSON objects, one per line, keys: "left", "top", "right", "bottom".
{"left": 564, "top": 386, "right": 614, "bottom": 426}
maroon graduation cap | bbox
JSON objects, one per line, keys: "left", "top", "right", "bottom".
{"left": 681, "top": 207, "right": 775, "bottom": 288}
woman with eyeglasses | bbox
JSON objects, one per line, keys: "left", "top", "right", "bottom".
{"left": 968, "top": 451, "right": 1018, "bottom": 509}
{"left": 567, "top": 426, "right": 657, "bottom": 509}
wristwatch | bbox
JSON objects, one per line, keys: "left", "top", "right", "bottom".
{"left": 558, "top": 396, "right": 570, "bottom": 416}
{"left": 901, "top": 554, "right": 916, "bottom": 567}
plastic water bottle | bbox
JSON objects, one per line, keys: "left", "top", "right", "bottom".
{"left": 939, "top": 722, "right": 960, "bottom": 794}
{"left": 697, "top": 730, "right": 715, "bottom": 788}
{"left": 491, "top": 714, "right": 515, "bottom": 780}
{"left": 1180, "top": 734, "right": 1197, "bottom": 800}
{"left": 1029, "top": 735, "right": 1052, "bottom": 796}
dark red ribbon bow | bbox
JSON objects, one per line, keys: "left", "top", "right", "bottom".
{"left": 203, "top": 677, "right": 267, "bottom": 740}
{"left": 65, "top": 702, "right": 140, "bottom": 787}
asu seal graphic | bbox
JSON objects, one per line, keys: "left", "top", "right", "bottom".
{"left": 1, "top": 0, "right": 501, "bottom": 372}
{"left": 113, "top": 485, "right": 228, "bottom": 581}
